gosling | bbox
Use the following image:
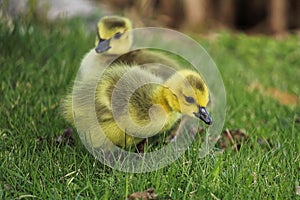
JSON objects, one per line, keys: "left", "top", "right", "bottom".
{"left": 78, "top": 15, "right": 180, "bottom": 80}
{"left": 83, "top": 64, "right": 212, "bottom": 149}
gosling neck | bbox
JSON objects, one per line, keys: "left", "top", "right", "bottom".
{"left": 154, "top": 86, "right": 181, "bottom": 114}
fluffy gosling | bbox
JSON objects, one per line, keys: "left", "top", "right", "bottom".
{"left": 90, "top": 64, "right": 212, "bottom": 149}
{"left": 78, "top": 16, "right": 179, "bottom": 80}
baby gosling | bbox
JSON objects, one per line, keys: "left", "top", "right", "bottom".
{"left": 90, "top": 64, "right": 212, "bottom": 149}
{"left": 78, "top": 15, "right": 180, "bottom": 80}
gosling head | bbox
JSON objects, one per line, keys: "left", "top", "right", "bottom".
{"left": 163, "top": 70, "right": 212, "bottom": 125}
{"left": 95, "top": 16, "right": 132, "bottom": 55}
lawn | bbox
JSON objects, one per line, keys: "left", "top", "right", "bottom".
{"left": 0, "top": 14, "right": 299, "bottom": 199}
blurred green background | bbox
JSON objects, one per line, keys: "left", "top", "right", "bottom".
{"left": 4, "top": 0, "right": 300, "bottom": 35}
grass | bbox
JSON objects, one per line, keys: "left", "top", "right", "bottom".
{"left": 0, "top": 14, "right": 299, "bottom": 199}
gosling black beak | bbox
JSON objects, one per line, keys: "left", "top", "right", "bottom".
{"left": 95, "top": 38, "right": 111, "bottom": 53}
{"left": 193, "top": 106, "right": 212, "bottom": 125}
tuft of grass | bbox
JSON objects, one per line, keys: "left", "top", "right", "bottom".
{"left": 0, "top": 15, "right": 299, "bottom": 199}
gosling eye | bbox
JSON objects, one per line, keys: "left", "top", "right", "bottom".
{"left": 114, "top": 32, "right": 122, "bottom": 39}
{"left": 184, "top": 96, "right": 195, "bottom": 104}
